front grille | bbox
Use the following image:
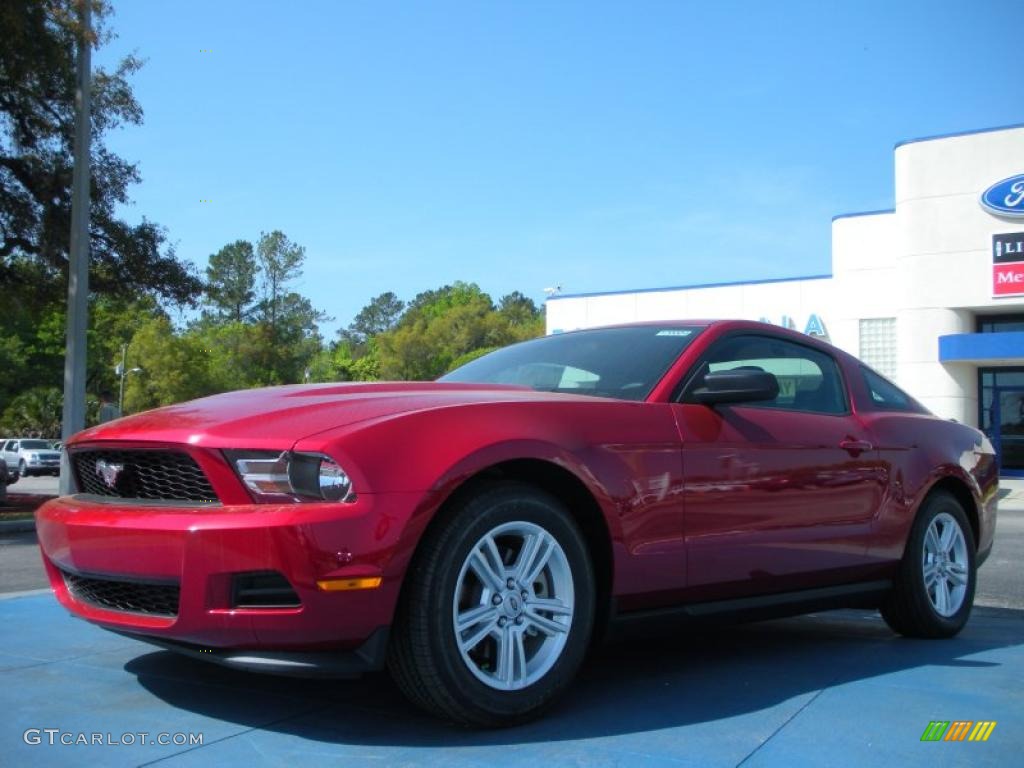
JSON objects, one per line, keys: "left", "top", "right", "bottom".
{"left": 72, "top": 450, "right": 218, "bottom": 503}
{"left": 62, "top": 569, "right": 180, "bottom": 617}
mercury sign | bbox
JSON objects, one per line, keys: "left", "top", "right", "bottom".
{"left": 993, "top": 232, "right": 1024, "bottom": 297}
{"left": 981, "top": 174, "right": 1024, "bottom": 218}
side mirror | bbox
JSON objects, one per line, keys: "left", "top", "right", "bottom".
{"left": 690, "top": 369, "right": 779, "bottom": 406}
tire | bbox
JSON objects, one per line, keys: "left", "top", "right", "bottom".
{"left": 18, "top": 460, "right": 28, "bottom": 478}
{"left": 881, "top": 490, "right": 976, "bottom": 638}
{"left": 388, "top": 482, "right": 595, "bottom": 727}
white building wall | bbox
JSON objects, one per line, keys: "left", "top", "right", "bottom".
{"left": 829, "top": 212, "right": 899, "bottom": 358}
{"left": 889, "top": 126, "right": 1024, "bottom": 421}
{"left": 547, "top": 277, "right": 833, "bottom": 338}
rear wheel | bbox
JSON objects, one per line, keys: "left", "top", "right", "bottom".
{"left": 881, "top": 491, "right": 976, "bottom": 638}
{"left": 388, "top": 482, "right": 595, "bottom": 727}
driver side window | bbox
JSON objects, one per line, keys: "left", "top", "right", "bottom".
{"left": 695, "top": 334, "right": 848, "bottom": 415}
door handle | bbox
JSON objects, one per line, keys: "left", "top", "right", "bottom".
{"left": 839, "top": 438, "right": 874, "bottom": 456}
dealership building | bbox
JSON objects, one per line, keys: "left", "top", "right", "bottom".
{"left": 546, "top": 123, "right": 1024, "bottom": 475}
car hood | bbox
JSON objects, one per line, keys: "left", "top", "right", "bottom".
{"left": 67, "top": 381, "right": 593, "bottom": 450}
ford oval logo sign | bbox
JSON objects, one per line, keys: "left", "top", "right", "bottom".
{"left": 981, "top": 173, "right": 1024, "bottom": 218}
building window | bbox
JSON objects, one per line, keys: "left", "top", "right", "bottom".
{"left": 859, "top": 318, "right": 897, "bottom": 379}
{"left": 977, "top": 313, "right": 1024, "bottom": 333}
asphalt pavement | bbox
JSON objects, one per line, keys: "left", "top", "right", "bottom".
{"left": 5, "top": 474, "right": 60, "bottom": 496}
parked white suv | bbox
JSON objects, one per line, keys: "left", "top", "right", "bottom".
{"left": 1, "top": 439, "right": 61, "bottom": 477}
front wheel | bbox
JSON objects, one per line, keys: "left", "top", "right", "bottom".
{"left": 388, "top": 482, "right": 595, "bottom": 727}
{"left": 18, "top": 460, "right": 28, "bottom": 478}
{"left": 881, "top": 491, "right": 976, "bottom": 638}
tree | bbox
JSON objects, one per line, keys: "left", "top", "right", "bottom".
{"left": 375, "top": 282, "right": 542, "bottom": 380}
{"left": 498, "top": 291, "right": 540, "bottom": 326}
{"left": 0, "top": 0, "right": 202, "bottom": 304}
{"left": 0, "top": 386, "right": 64, "bottom": 437}
{"left": 340, "top": 291, "right": 404, "bottom": 346}
{"left": 205, "top": 240, "right": 256, "bottom": 322}
{"left": 402, "top": 282, "right": 494, "bottom": 325}
{"left": 256, "top": 230, "right": 304, "bottom": 333}
{"left": 122, "top": 315, "right": 212, "bottom": 412}
{"left": 308, "top": 339, "right": 380, "bottom": 383}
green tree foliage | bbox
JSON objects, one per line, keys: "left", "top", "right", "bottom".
{"left": 308, "top": 339, "right": 381, "bottom": 383}
{"left": 256, "top": 230, "right": 304, "bottom": 331}
{"left": 205, "top": 240, "right": 257, "bottom": 322}
{"left": 122, "top": 315, "right": 212, "bottom": 413}
{"left": 117, "top": 231, "right": 331, "bottom": 409}
{"left": 248, "top": 231, "right": 326, "bottom": 384}
{"left": 498, "top": 291, "right": 540, "bottom": 326}
{"left": 374, "top": 282, "right": 543, "bottom": 380}
{"left": 0, "top": 386, "right": 64, "bottom": 437}
{"left": 338, "top": 291, "right": 404, "bottom": 348}
{"left": 0, "top": 0, "right": 202, "bottom": 304}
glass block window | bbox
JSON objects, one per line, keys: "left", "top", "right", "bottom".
{"left": 859, "top": 318, "right": 897, "bottom": 379}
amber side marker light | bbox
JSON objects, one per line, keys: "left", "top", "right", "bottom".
{"left": 316, "top": 577, "right": 382, "bottom": 592}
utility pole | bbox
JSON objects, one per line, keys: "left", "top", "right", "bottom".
{"left": 60, "top": 0, "right": 92, "bottom": 494}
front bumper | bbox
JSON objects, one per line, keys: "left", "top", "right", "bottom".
{"left": 24, "top": 458, "right": 60, "bottom": 475}
{"left": 35, "top": 491, "right": 425, "bottom": 656}
{"left": 117, "top": 626, "right": 390, "bottom": 678}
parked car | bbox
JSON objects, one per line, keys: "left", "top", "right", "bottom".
{"left": 2, "top": 438, "right": 62, "bottom": 477}
{"left": 35, "top": 321, "right": 998, "bottom": 726}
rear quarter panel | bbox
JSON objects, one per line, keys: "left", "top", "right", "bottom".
{"left": 859, "top": 411, "right": 998, "bottom": 563}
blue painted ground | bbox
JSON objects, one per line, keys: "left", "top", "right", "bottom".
{"left": 0, "top": 593, "right": 1021, "bottom": 767}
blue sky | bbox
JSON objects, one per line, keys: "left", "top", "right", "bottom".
{"left": 97, "top": 0, "right": 1024, "bottom": 336}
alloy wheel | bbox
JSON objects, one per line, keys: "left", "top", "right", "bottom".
{"left": 922, "top": 511, "right": 969, "bottom": 617}
{"left": 452, "top": 521, "right": 575, "bottom": 691}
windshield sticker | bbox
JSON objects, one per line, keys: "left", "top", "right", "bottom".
{"left": 656, "top": 330, "right": 693, "bottom": 337}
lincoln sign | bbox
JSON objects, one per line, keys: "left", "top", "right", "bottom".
{"left": 993, "top": 232, "right": 1024, "bottom": 298}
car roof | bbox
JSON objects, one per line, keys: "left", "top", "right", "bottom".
{"left": 558, "top": 319, "right": 854, "bottom": 361}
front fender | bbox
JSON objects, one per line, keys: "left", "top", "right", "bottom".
{"left": 294, "top": 400, "right": 685, "bottom": 605}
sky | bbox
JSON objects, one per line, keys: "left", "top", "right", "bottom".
{"left": 96, "top": 0, "right": 1024, "bottom": 336}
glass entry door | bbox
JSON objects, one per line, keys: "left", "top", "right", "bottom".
{"left": 993, "top": 387, "right": 1024, "bottom": 476}
{"left": 980, "top": 368, "right": 1024, "bottom": 477}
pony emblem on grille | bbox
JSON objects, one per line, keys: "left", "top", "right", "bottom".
{"left": 94, "top": 459, "right": 125, "bottom": 489}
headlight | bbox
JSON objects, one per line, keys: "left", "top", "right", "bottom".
{"left": 225, "top": 450, "right": 355, "bottom": 503}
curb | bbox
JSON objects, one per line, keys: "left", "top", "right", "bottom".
{"left": 0, "top": 519, "right": 36, "bottom": 534}
{"left": 0, "top": 588, "right": 51, "bottom": 600}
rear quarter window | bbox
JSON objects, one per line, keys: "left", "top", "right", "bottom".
{"left": 860, "top": 366, "right": 922, "bottom": 412}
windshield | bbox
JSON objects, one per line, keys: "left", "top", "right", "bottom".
{"left": 20, "top": 440, "right": 51, "bottom": 450}
{"left": 440, "top": 326, "right": 702, "bottom": 401}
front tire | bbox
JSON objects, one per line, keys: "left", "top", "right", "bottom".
{"left": 881, "top": 491, "right": 976, "bottom": 638}
{"left": 18, "top": 460, "right": 28, "bottom": 478}
{"left": 388, "top": 482, "right": 595, "bottom": 727}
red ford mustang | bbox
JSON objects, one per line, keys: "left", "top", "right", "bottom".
{"left": 37, "top": 320, "right": 998, "bottom": 725}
